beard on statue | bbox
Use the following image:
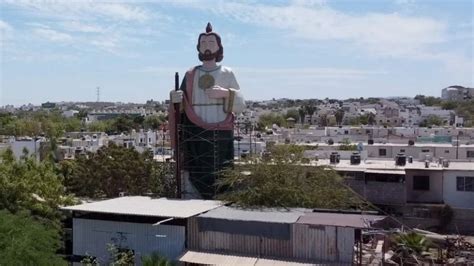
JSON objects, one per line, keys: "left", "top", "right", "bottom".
{"left": 199, "top": 49, "right": 220, "bottom": 62}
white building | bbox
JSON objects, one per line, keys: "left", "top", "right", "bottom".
{"left": 441, "top": 86, "right": 474, "bottom": 101}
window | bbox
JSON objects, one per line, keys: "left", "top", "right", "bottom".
{"left": 400, "top": 149, "right": 406, "bottom": 153}
{"left": 467, "top": 151, "right": 474, "bottom": 158}
{"left": 379, "top": 149, "right": 387, "bottom": 156}
{"left": 344, "top": 130, "right": 349, "bottom": 135}
{"left": 421, "top": 149, "right": 430, "bottom": 153}
{"left": 445, "top": 150, "right": 450, "bottom": 154}
{"left": 413, "top": 175, "right": 430, "bottom": 191}
{"left": 457, "top": 176, "right": 474, "bottom": 192}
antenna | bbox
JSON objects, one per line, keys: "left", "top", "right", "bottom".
{"left": 96, "top": 86, "right": 100, "bottom": 102}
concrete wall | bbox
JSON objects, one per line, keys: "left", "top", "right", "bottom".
{"left": 405, "top": 170, "right": 444, "bottom": 203}
{"left": 345, "top": 179, "right": 406, "bottom": 205}
{"left": 442, "top": 170, "right": 474, "bottom": 209}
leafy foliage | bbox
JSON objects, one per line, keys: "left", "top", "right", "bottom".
{"left": 257, "top": 113, "right": 287, "bottom": 130}
{"left": 419, "top": 115, "right": 445, "bottom": 127}
{"left": 0, "top": 210, "right": 66, "bottom": 265}
{"left": 392, "top": 231, "right": 432, "bottom": 254}
{"left": 107, "top": 244, "right": 135, "bottom": 266}
{"left": 216, "top": 144, "right": 369, "bottom": 209}
{"left": 338, "top": 139, "right": 357, "bottom": 151}
{"left": 65, "top": 144, "right": 175, "bottom": 198}
{"left": 142, "top": 252, "right": 175, "bottom": 266}
{"left": 0, "top": 149, "right": 73, "bottom": 225}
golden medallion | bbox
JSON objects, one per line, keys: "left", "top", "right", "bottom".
{"left": 198, "top": 73, "right": 215, "bottom": 90}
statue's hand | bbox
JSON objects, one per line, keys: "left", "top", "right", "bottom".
{"left": 206, "top": 86, "right": 229, "bottom": 99}
{"left": 170, "top": 90, "right": 183, "bottom": 103}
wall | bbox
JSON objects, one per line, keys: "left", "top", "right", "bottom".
{"left": 345, "top": 179, "right": 406, "bottom": 205}
{"left": 442, "top": 170, "right": 474, "bottom": 209}
{"left": 292, "top": 224, "right": 354, "bottom": 263}
{"left": 73, "top": 218, "right": 185, "bottom": 265}
{"left": 187, "top": 217, "right": 355, "bottom": 264}
{"left": 187, "top": 217, "right": 293, "bottom": 259}
{"left": 405, "top": 170, "right": 444, "bottom": 203}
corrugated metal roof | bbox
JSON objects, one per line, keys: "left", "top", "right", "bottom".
{"left": 178, "top": 251, "right": 320, "bottom": 265}
{"left": 198, "top": 206, "right": 311, "bottom": 223}
{"left": 296, "top": 213, "right": 385, "bottom": 228}
{"left": 61, "top": 196, "right": 223, "bottom": 218}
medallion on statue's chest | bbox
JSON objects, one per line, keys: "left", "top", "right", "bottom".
{"left": 198, "top": 73, "right": 215, "bottom": 90}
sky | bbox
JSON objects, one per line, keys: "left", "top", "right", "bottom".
{"left": 0, "top": 0, "right": 473, "bottom": 106}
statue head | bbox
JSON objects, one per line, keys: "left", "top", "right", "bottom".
{"left": 197, "top": 22, "right": 224, "bottom": 62}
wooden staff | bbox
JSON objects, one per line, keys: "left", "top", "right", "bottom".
{"left": 174, "top": 72, "right": 182, "bottom": 198}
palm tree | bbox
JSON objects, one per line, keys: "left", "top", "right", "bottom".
{"left": 298, "top": 107, "right": 306, "bottom": 125}
{"left": 304, "top": 105, "right": 317, "bottom": 125}
{"left": 367, "top": 112, "right": 376, "bottom": 125}
{"left": 335, "top": 109, "right": 345, "bottom": 126}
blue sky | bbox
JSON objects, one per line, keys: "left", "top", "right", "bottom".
{"left": 0, "top": 0, "right": 473, "bottom": 106}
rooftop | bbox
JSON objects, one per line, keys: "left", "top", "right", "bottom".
{"left": 316, "top": 159, "right": 474, "bottom": 171}
{"left": 296, "top": 212, "right": 385, "bottom": 229}
{"left": 198, "top": 206, "right": 311, "bottom": 223}
{"left": 61, "top": 196, "right": 223, "bottom": 218}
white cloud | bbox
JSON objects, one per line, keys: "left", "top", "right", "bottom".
{"left": 4, "top": 1, "right": 151, "bottom": 22}
{"left": 210, "top": 2, "right": 446, "bottom": 57}
{"left": 33, "top": 28, "right": 72, "bottom": 42}
{"left": 61, "top": 21, "right": 105, "bottom": 33}
{"left": 0, "top": 20, "right": 13, "bottom": 31}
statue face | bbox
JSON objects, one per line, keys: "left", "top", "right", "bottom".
{"left": 199, "top": 35, "right": 219, "bottom": 55}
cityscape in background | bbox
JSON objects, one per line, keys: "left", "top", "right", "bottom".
{"left": 1, "top": 0, "right": 473, "bottom": 265}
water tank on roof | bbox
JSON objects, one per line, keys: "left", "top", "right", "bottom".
{"left": 350, "top": 152, "right": 361, "bottom": 165}
{"left": 330, "top": 152, "right": 340, "bottom": 164}
{"left": 395, "top": 153, "right": 407, "bottom": 166}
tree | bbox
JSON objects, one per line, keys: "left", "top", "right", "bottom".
{"left": 144, "top": 114, "right": 165, "bottom": 130}
{"left": 112, "top": 115, "right": 136, "bottom": 133}
{"left": 87, "top": 120, "right": 113, "bottom": 132}
{"left": 319, "top": 114, "right": 328, "bottom": 127}
{"left": 216, "top": 144, "right": 369, "bottom": 209}
{"left": 257, "top": 113, "right": 286, "bottom": 131}
{"left": 420, "top": 115, "right": 444, "bottom": 127}
{"left": 335, "top": 109, "right": 345, "bottom": 126}
{"left": 65, "top": 144, "right": 175, "bottom": 198}
{"left": 284, "top": 109, "right": 299, "bottom": 122}
{"left": 367, "top": 112, "right": 376, "bottom": 125}
{"left": 0, "top": 149, "right": 73, "bottom": 225}
{"left": 0, "top": 210, "right": 66, "bottom": 265}
{"left": 304, "top": 105, "right": 317, "bottom": 125}
{"left": 298, "top": 107, "right": 306, "bottom": 124}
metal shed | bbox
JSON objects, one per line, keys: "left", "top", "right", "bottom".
{"left": 187, "top": 206, "right": 311, "bottom": 259}
{"left": 62, "top": 196, "right": 222, "bottom": 265}
{"left": 293, "top": 212, "right": 385, "bottom": 263}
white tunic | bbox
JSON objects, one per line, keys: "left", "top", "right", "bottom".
{"left": 191, "top": 65, "right": 245, "bottom": 124}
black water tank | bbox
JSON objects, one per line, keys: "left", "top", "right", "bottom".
{"left": 395, "top": 153, "right": 407, "bottom": 166}
{"left": 408, "top": 140, "right": 415, "bottom": 146}
{"left": 408, "top": 156, "right": 413, "bottom": 163}
{"left": 368, "top": 139, "right": 374, "bottom": 145}
{"left": 330, "top": 152, "right": 340, "bottom": 164}
{"left": 350, "top": 152, "right": 361, "bottom": 165}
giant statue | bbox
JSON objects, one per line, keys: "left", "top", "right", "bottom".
{"left": 169, "top": 23, "right": 245, "bottom": 199}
